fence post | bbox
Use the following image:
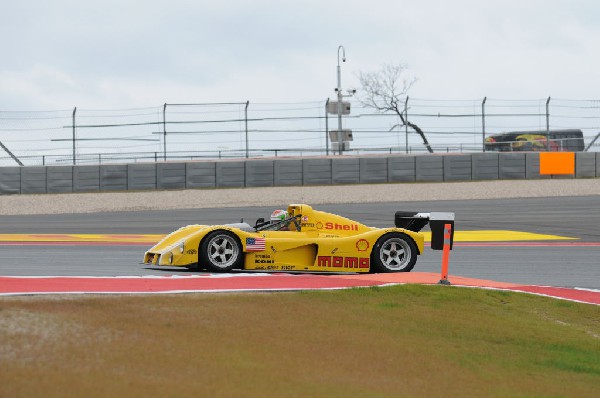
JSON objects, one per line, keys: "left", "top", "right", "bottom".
{"left": 481, "top": 97, "right": 487, "bottom": 152}
{"left": 404, "top": 96, "right": 409, "bottom": 154}
{"left": 163, "top": 103, "right": 167, "bottom": 161}
{"left": 546, "top": 97, "right": 551, "bottom": 151}
{"left": 245, "top": 100, "right": 250, "bottom": 158}
{"left": 325, "top": 98, "right": 330, "bottom": 156}
{"left": 72, "top": 107, "right": 77, "bottom": 165}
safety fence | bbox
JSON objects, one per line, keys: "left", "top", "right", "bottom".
{"left": 1, "top": 98, "right": 599, "bottom": 167}
{"left": 1, "top": 152, "right": 598, "bottom": 195}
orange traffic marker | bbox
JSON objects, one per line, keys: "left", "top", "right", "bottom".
{"left": 438, "top": 223, "right": 452, "bottom": 285}
{"left": 539, "top": 152, "right": 575, "bottom": 175}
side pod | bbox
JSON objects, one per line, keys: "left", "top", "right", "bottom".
{"left": 395, "top": 211, "right": 455, "bottom": 250}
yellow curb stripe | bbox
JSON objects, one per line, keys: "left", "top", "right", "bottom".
{"left": 0, "top": 234, "right": 164, "bottom": 243}
{"left": 422, "top": 230, "right": 577, "bottom": 242}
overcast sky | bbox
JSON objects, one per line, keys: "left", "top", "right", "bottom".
{"left": 1, "top": 0, "right": 599, "bottom": 111}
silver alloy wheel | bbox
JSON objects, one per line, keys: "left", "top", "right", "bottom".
{"left": 379, "top": 237, "right": 411, "bottom": 271}
{"left": 207, "top": 234, "right": 239, "bottom": 269}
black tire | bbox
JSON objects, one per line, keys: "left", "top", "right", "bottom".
{"left": 370, "top": 233, "right": 418, "bottom": 273}
{"left": 200, "top": 231, "right": 244, "bottom": 272}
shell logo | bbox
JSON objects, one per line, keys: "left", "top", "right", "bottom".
{"left": 356, "top": 239, "right": 369, "bottom": 252}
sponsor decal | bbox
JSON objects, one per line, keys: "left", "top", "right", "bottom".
{"left": 324, "top": 222, "right": 359, "bottom": 231}
{"left": 302, "top": 216, "right": 309, "bottom": 222}
{"left": 316, "top": 222, "right": 324, "bottom": 229}
{"left": 246, "top": 237, "right": 266, "bottom": 251}
{"left": 254, "top": 253, "right": 273, "bottom": 264}
{"left": 255, "top": 265, "right": 279, "bottom": 270}
{"left": 186, "top": 249, "right": 198, "bottom": 255}
{"left": 301, "top": 223, "right": 315, "bottom": 228}
{"left": 356, "top": 239, "right": 369, "bottom": 252}
{"left": 317, "top": 256, "right": 370, "bottom": 269}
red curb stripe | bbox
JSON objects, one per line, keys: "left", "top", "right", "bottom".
{"left": 1, "top": 275, "right": 598, "bottom": 305}
{"left": 512, "top": 285, "right": 600, "bottom": 305}
{"left": 0, "top": 275, "right": 376, "bottom": 294}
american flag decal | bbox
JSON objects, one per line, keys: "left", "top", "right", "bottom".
{"left": 246, "top": 237, "right": 266, "bottom": 251}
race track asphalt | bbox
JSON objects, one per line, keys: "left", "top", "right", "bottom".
{"left": 0, "top": 196, "right": 598, "bottom": 289}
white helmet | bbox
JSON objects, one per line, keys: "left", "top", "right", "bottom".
{"left": 270, "top": 209, "right": 287, "bottom": 223}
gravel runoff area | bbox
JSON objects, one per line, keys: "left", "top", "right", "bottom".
{"left": 0, "top": 179, "right": 598, "bottom": 216}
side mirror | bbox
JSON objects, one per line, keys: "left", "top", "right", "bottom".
{"left": 255, "top": 218, "right": 265, "bottom": 228}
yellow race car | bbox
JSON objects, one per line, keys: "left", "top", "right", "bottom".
{"left": 143, "top": 204, "right": 454, "bottom": 273}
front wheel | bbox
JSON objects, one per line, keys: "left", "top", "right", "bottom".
{"left": 370, "top": 233, "right": 418, "bottom": 273}
{"left": 200, "top": 231, "right": 243, "bottom": 272}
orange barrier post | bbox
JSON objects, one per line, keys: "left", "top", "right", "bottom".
{"left": 438, "top": 223, "right": 452, "bottom": 285}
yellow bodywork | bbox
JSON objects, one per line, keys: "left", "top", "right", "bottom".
{"left": 143, "top": 204, "right": 424, "bottom": 273}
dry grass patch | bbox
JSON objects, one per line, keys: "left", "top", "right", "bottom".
{"left": 1, "top": 285, "right": 599, "bottom": 397}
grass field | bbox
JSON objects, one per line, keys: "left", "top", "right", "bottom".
{"left": 1, "top": 285, "right": 599, "bottom": 397}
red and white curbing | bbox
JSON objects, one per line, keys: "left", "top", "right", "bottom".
{"left": 0, "top": 273, "right": 599, "bottom": 305}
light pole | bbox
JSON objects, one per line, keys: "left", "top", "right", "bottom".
{"left": 336, "top": 45, "right": 346, "bottom": 155}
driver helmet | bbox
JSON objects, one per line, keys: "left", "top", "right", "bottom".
{"left": 270, "top": 209, "right": 287, "bottom": 224}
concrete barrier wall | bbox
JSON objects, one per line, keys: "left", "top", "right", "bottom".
{"left": 157, "top": 163, "right": 186, "bottom": 190}
{"left": 100, "top": 165, "right": 128, "bottom": 191}
{"left": 576, "top": 153, "right": 597, "bottom": 178}
{"left": 1, "top": 153, "right": 597, "bottom": 195}
{"left": 0, "top": 167, "right": 21, "bottom": 194}
{"left": 443, "top": 155, "right": 472, "bottom": 182}
{"left": 274, "top": 159, "right": 302, "bottom": 186}
{"left": 186, "top": 162, "right": 216, "bottom": 189}
{"left": 216, "top": 161, "right": 245, "bottom": 188}
{"left": 47, "top": 166, "right": 73, "bottom": 193}
{"left": 472, "top": 153, "right": 498, "bottom": 180}
{"left": 303, "top": 158, "right": 332, "bottom": 185}
{"left": 246, "top": 160, "right": 274, "bottom": 187}
{"left": 499, "top": 153, "right": 526, "bottom": 179}
{"left": 388, "top": 156, "right": 416, "bottom": 182}
{"left": 74, "top": 166, "right": 100, "bottom": 192}
{"left": 332, "top": 158, "right": 359, "bottom": 184}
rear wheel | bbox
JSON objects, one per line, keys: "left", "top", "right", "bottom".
{"left": 200, "top": 231, "right": 243, "bottom": 272}
{"left": 370, "top": 233, "right": 417, "bottom": 273}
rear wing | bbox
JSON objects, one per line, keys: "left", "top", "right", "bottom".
{"left": 395, "top": 211, "right": 455, "bottom": 250}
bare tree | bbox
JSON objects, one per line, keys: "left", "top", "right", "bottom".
{"left": 358, "top": 63, "right": 433, "bottom": 153}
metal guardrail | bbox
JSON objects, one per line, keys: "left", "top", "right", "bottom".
{"left": 8, "top": 145, "right": 488, "bottom": 166}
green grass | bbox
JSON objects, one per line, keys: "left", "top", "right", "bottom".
{"left": 1, "top": 285, "right": 598, "bottom": 397}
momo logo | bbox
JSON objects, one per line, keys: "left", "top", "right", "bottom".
{"left": 317, "top": 256, "right": 369, "bottom": 269}
{"left": 324, "top": 222, "right": 359, "bottom": 231}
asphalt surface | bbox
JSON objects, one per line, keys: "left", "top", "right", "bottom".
{"left": 0, "top": 196, "right": 599, "bottom": 289}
